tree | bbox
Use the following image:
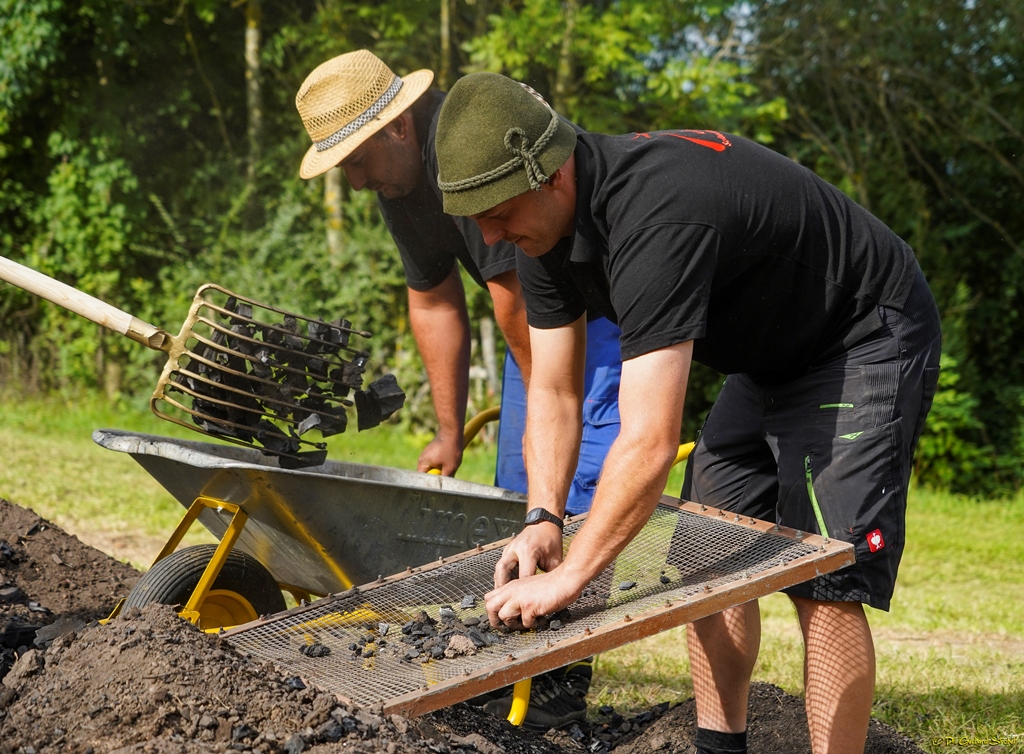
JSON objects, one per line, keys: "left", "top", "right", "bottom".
{"left": 750, "top": 0, "right": 1024, "bottom": 493}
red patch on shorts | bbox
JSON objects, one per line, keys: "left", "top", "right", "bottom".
{"left": 866, "top": 529, "right": 885, "bottom": 552}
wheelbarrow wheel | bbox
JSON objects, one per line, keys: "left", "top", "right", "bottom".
{"left": 124, "top": 544, "right": 286, "bottom": 630}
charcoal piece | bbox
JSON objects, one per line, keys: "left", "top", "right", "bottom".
{"left": 355, "top": 374, "right": 406, "bottom": 431}
{"left": 430, "top": 646, "right": 445, "bottom": 659}
{"left": 438, "top": 606, "right": 456, "bottom": 621}
{"left": 461, "top": 616, "right": 481, "bottom": 628}
{"left": 0, "top": 586, "right": 25, "bottom": 604}
{"left": 316, "top": 408, "right": 348, "bottom": 438}
{"left": 660, "top": 574, "right": 671, "bottom": 584}
{"left": 549, "top": 619, "right": 563, "bottom": 631}
{"left": 404, "top": 649, "right": 420, "bottom": 661}
{"left": 283, "top": 369, "right": 310, "bottom": 393}
{"left": 361, "top": 648, "right": 375, "bottom": 658}
{"left": 306, "top": 356, "right": 328, "bottom": 379}
{"left": 284, "top": 676, "right": 306, "bottom": 690}
{"left": 299, "top": 642, "right": 331, "bottom": 658}
{"left": 331, "top": 318, "right": 352, "bottom": 349}
{"left": 460, "top": 595, "right": 478, "bottom": 610}
{"left": 618, "top": 581, "right": 636, "bottom": 591}
{"left": 349, "top": 643, "right": 358, "bottom": 652}
{"left": 277, "top": 449, "right": 328, "bottom": 470}
{"left": 296, "top": 413, "right": 321, "bottom": 436}
{"left": 331, "top": 359, "right": 366, "bottom": 389}
{"left": 414, "top": 611, "right": 436, "bottom": 626}
{"left": 256, "top": 429, "right": 300, "bottom": 456}
{"left": 307, "top": 319, "right": 349, "bottom": 353}
{"left": 367, "top": 374, "right": 405, "bottom": 419}
{"left": 466, "top": 629, "right": 488, "bottom": 649}
{"left": 377, "top": 623, "right": 390, "bottom": 637}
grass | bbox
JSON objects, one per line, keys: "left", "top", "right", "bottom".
{"left": 1, "top": 393, "right": 1020, "bottom": 752}
{"left": 0, "top": 392, "right": 687, "bottom": 568}
{"left": 593, "top": 486, "right": 1024, "bottom": 753}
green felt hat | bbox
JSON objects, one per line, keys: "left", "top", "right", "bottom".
{"left": 436, "top": 72, "right": 577, "bottom": 216}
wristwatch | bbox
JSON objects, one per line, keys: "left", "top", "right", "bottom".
{"left": 522, "top": 507, "right": 564, "bottom": 530}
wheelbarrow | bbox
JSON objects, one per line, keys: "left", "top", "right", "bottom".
{"left": 98, "top": 413, "right": 698, "bottom": 724}
{"left": 98, "top": 408, "right": 528, "bottom": 626}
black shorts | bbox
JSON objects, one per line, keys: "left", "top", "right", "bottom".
{"left": 681, "top": 271, "right": 941, "bottom": 610}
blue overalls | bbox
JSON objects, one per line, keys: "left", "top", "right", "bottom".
{"left": 494, "top": 316, "right": 622, "bottom": 515}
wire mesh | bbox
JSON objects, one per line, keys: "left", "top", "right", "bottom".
{"left": 225, "top": 501, "right": 852, "bottom": 713}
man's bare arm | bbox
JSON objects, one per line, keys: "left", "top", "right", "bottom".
{"left": 485, "top": 269, "right": 532, "bottom": 386}
{"left": 492, "top": 317, "right": 586, "bottom": 588}
{"left": 486, "top": 341, "right": 693, "bottom": 627}
{"left": 408, "top": 265, "right": 471, "bottom": 475}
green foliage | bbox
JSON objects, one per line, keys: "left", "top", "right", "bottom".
{"left": 915, "top": 354, "right": 995, "bottom": 494}
{"left": 464, "top": 0, "right": 787, "bottom": 137}
{"left": 750, "top": 0, "right": 1024, "bottom": 494}
{"left": 0, "top": 0, "right": 1020, "bottom": 493}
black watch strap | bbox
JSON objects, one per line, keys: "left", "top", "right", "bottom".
{"left": 523, "top": 507, "right": 564, "bottom": 530}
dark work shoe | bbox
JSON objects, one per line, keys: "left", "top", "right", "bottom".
{"left": 559, "top": 656, "right": 594, "bottom": 697}
{"left": 481, "top": 670, "right": 588, "bottom": 730}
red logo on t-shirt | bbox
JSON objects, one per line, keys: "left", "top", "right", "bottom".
{"left": 631, "top": 129, "right": 732, "bottom": 152}
{"left": 866, "top": 529, "right": 885, "bottom": 552}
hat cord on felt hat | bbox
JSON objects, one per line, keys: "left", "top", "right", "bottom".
{"left": 437, "top": 107, "right": 561, "bottom": 194}
{"left": 313, "top": 76, "right": 404, "bottom": 153}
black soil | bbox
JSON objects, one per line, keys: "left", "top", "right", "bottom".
{"left": 0, "top": 497, "right": 926, "bottom": 753}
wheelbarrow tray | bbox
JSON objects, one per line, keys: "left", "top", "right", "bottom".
{"left": 93, "top": 429, "right": 526, "bottom": 596}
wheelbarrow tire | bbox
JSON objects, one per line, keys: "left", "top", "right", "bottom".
{"left": 124, "top": 544, "right": 286, "bottom": 627}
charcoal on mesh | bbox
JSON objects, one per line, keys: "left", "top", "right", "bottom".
{"left": 299, "top": 642, "right": 331, "bottom": 658}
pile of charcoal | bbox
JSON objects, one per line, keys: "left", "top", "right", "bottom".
{"left": 341, "top": 603, "right": 506, "bottom": 665}
{"left": 333, "top": 597, "right": 574, "bottom": 666}
{"left": 168, "top": 295, "right": 405, "bottom": 468}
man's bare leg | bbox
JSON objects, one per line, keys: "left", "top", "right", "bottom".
{"left": 792, "top": 597, "right": 875, "bottom": 754}
{"left": 687, "top": 599, "right": 761, "bottom": 733}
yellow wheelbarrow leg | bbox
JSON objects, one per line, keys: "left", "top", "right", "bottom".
{"left": 174, "top": 498, "right": 249, "bottom": 626}
{"left": 507, "top": 678, "right": 532, "bottom": 726}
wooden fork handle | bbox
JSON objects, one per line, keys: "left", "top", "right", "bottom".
{"left": 0, "top": 255, "right": 170, "bottom": 351}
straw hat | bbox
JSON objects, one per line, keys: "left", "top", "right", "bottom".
{"left": 296, "top": 50, "right": 434, "bottom": 179}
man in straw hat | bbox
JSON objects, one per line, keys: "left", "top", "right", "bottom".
{"left": 434, "top": 72, "right": 941, "bottom": 754}
{"left": 295, "top": 51, "right": 621, "bottom": 728}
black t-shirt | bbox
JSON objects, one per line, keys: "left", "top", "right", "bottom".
{"left": 378, "top": 90, "right": 517, "bottom": 292}
{"left": 517, "top": 129, "right": 920, "bottom": 383}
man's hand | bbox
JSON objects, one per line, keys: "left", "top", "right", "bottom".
{"left": 417, "top": 431, "right": 463, "bottom": 476}
{"left": 485, "top": 567, "right": 586, "bottom": 629}
{"left": 493, "top": 521, "right": 564, "bottom": 588}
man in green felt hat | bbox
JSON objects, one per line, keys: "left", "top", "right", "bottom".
{"left": 436, "top": 72, "right": 941, "bottom": 754}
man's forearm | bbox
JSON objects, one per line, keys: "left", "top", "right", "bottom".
{"left": 523, "top": 318, "right": 587, "bottom": 515}
{"left": 408, "top": 268, "right": 471, "bottom": 440}
{"left": 557, "top": 342, "right": 692, "bottom": 587}
{"left": 486, "top": 269, "right": 532, "bottom": 386}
